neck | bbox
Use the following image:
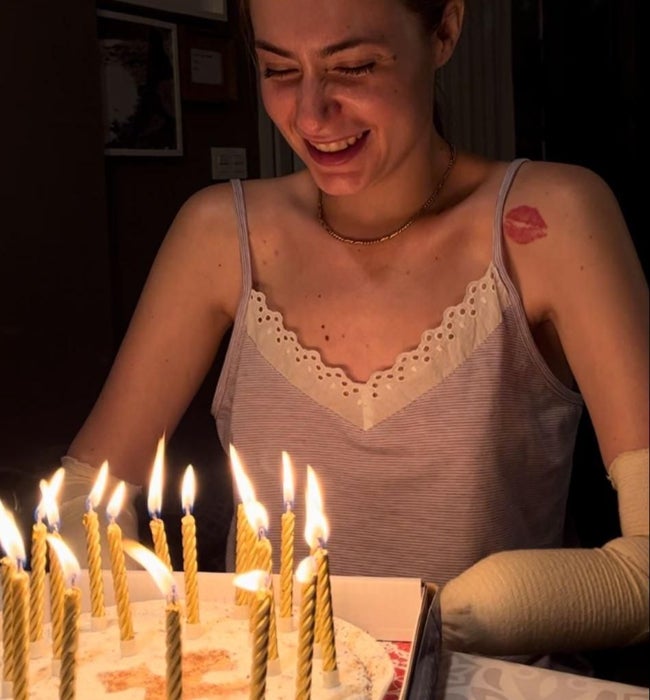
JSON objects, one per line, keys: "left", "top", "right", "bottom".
{"left": 318, "top": 138, "right": 455, "bottom": 243}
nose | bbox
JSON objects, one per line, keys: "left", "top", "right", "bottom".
{"left": 295, "top": 75, "right": 337, "bottom": 135}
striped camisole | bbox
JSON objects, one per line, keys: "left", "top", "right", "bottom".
{"left": 212, "top": 159, "right": 583, "bottom": 584}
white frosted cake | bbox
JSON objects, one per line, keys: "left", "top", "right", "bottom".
{"left": 15, "top": 599, "right": 393, "bottom": 699}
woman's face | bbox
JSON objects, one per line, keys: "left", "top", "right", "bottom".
{"left": 249, "top": 0, "right": 438, "bottom": 196}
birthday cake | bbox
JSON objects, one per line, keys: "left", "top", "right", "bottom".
{"left": 18, "top": 598, "right": 393, "bottom": 699}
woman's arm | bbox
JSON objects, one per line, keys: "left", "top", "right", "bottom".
{"left": 441, "top": 163, "right": 649, "bottom": 655}
{"left": 67, "top": 182, "right": 243, "bottom": 486}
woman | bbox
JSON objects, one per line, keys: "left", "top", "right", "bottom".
{"left": 64, "top": 0, "right": 648, "bottom": 659}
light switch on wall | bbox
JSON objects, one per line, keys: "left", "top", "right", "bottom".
{"left": 210, "top": 147, "right": 247, "bottom": 180}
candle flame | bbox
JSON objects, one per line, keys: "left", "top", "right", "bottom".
{"left": 282, "top": 451, "right": 294, "bottom": 507}
{"left": 123, "top": 539, "right": 175, "bottom": 599}
{"left": 39, "top": 478, "right": 60, "bottom": 530}
{"left": 305, "top": 466, "right": 329, "bottom": 548}
{"left": 295, "top": 556, "right": 317, "bottom": 584}
{"left": 181, "top": 464, "right": 196, "bottom": 513}
{"left": 48, "top": 467, "right": 66, "bottom": 500}
{"left": 46, "top": 534, "right": 81, "bottom": 586}
{"left": 147, "top": 435, "right": 166, "bottom": 517}
{"left": 233, "top": 569, "right": 271, "bottom": 593}
{"left": 88, "top": 461, "right": 110, "bottom": 510}
{"left": 106, "top": 481, "right": 126, "bottom": 521}
{"left": 244, "top": 500, "right": 269, "bottom": 535}
{"left": 0, "top": 500, "right": 26, "bottom": 565}
{"left": 229, "top": 444, "right": 256, "bottom": 504}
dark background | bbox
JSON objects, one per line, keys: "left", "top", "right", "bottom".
{"left": 1, "top": 0, "right": 646, "bottom": 685}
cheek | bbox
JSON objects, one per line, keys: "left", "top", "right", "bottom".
{"left": 260, "top": 83, "right": 293, "bottom": 122}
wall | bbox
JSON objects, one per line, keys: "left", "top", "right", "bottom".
{"left": 1, "top": 0, "right": 113, "bottom": 475}
{"left": 1, "top": 0, "right": 260, "bottom": 570}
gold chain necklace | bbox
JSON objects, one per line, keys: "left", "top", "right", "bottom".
{"left": 317, "top": 142, "right": 457, "bottom": 245}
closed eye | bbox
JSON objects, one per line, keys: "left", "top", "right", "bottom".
{"left": 262, "top": 67, "right": 298, "bottom": 79}
{"left": 337, "top": 63, "right": 376, "bottom": 76}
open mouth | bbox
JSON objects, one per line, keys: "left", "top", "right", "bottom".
{"left": 304, "top": 130, "right": 370, "bottom": 164}
{"left": 309, "top": 132, "right": 366, "bottom": 152}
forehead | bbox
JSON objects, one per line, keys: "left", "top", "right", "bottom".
{"left": 248, "top": 0, "right": 418, "bottom": 48}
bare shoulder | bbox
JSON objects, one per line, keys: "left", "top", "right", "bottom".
{"left": 507, "top": 160, "right": 629, "bottom": 253}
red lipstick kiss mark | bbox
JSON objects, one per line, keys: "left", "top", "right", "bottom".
{"left": 504, "top": 205, "right": 548, "bottom": 244}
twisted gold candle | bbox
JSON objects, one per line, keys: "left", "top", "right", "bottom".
{"left": 48, "top": 531, "right": 65, "bottom": 663}
{"left": 280, "top": 509, "right": 295, "bottom": 622}
{"left": 230, "top": 444, "right": 258, "bottom": 611}
{"left": 248, "top": 512, "right": 279, "bottom": 668}
{"left": 165, "top": 599, "right": 183, "bottom": 700}
{"left": 235, "top": 503, "right": 251, "bottom": 607}
{"left": 83, "top": 509, "right": 105, "bottom": 621}
{"left": 29, "top": 520, "right": 46, "bottom": 644}
{"left": 10, "top": 565, "right": 30, "bottom": 700}
{"left": 181, "top": 511, "right": 199, "bottom": 625}
{"left": 315, "top": 548, "right": 339, "bottom": 685}
{"left": 181, "top": 465, "right": 200, "bottom": 627}
{"left": 150, "top": 517, "right": 173, "bottom": 572}
{"left": 294, "top": 557, "right": 317, "bottom": 700}
{"left": 60, "top": 584, "right": 81, "bottom": 700}
{"left": 250, "top": 588, "right": 271, "bottom": 700}
{"left": 280, "top": 451, "right": 295, "bottom": 625}
{"left": 107, "top": 520, "right": 134, "bottom": 643}
{"left": 1, "top": 556, "right": 16, "bottom": 686}
{"left": 148, "top": 435, "right": 172, "bottom": 571}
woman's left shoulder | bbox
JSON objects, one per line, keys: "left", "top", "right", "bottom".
{"left": 507, "top": 159, "right": 628, "bottom": 252}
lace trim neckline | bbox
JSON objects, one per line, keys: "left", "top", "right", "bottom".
{"left": 246, "top": 263, "right": 508, "bottom": 429}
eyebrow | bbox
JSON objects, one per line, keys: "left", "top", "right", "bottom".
{"left": 254, "top": 36, "right": 384, "bottom": 59}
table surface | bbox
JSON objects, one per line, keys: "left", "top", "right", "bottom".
{"left": 380, "top": 641, "right": 649, "bottom": 700}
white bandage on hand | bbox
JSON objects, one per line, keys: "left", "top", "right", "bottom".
{"left": 440, "top": 448, "right": 649, "bottom": 656}
{"left": 57, "top": 456, "right": 142, "bottom": 569}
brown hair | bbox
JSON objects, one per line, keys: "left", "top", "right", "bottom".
{"left": 237, "top": 0, "right": 451, "bottom": 55}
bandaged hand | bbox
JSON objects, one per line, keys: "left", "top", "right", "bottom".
{"left": 56, "top": 456, "right": 142, "bottom": 569}
{"left": 440, "top": 448, "right": 649, "bottom": 656}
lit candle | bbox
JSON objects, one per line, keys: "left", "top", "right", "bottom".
{"left": 294, "top": 556, "right": 317, "bottom": 700}
{"left": 0, "top": 501, "right": 30, "bottom": 700}
{"left": 29, "top": 497, "right": 47, "bottom": 654}
{"left": 234, "top": 570, "right": 272, "bottom": 700}
{"left": 148, "top": 435, "right": 173, "bottom": 571}
{"left": 279, "top": 451, "right": 295, "bottom": 632}
{"left": 83, "top": 461, "right": 108, "bottom": 630}
{"left": 229, "top": 444, "right": 257, "bottom": 613}
{"left": 245, "top": 501, "right": 279, "bottom": 673}
{"left": 41, "top": 477, "right": 66, "bottom": 674}
{"left": 181, "top": 465, "right": 200, "bottom": 630}
{"left": 0, "top": 502, "right": 17, "bottom": 697}
{"left": 106, "top": 482, "right": 135, "bottom": 654}
{"left": 47, "top": 537, "right": 81, "bottom": 700}
{"left": 1, "top": 554, "right": 16, "bottom": 696}
{"left": 124, "top": 540, "right": 182, "bottom": 700}
{"left": 305, "top": 466, "right": 339, "bottom": 688}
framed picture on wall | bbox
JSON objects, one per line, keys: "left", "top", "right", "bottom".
{"left": 114, "top": 0, "right": 227, "bottom": 21}
{"left": 97, "top": 10, "right": 183, "bottom": 156}
{"left": 178, "top": 25, "right": 237, "bottom": 103}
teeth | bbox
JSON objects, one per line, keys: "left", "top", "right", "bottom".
{"left": 311, "top": 133, "right": 364, "bottom": 152}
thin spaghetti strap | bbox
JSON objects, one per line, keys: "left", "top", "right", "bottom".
{"left": 211, "top": 180, "right": 255, "bottom": 420}
{"left": 230, "top": 178, "right": 253, "bottom": 299}
{"left": 492, "top": 158, "right": 529, "bottom": 269}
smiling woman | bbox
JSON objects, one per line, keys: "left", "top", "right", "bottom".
{"left": 62, "top": 0, "right": 648, "bottom": 675}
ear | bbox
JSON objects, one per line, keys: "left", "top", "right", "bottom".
{"left": 432, "top": 0, "right": 464, "bottom": 69}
